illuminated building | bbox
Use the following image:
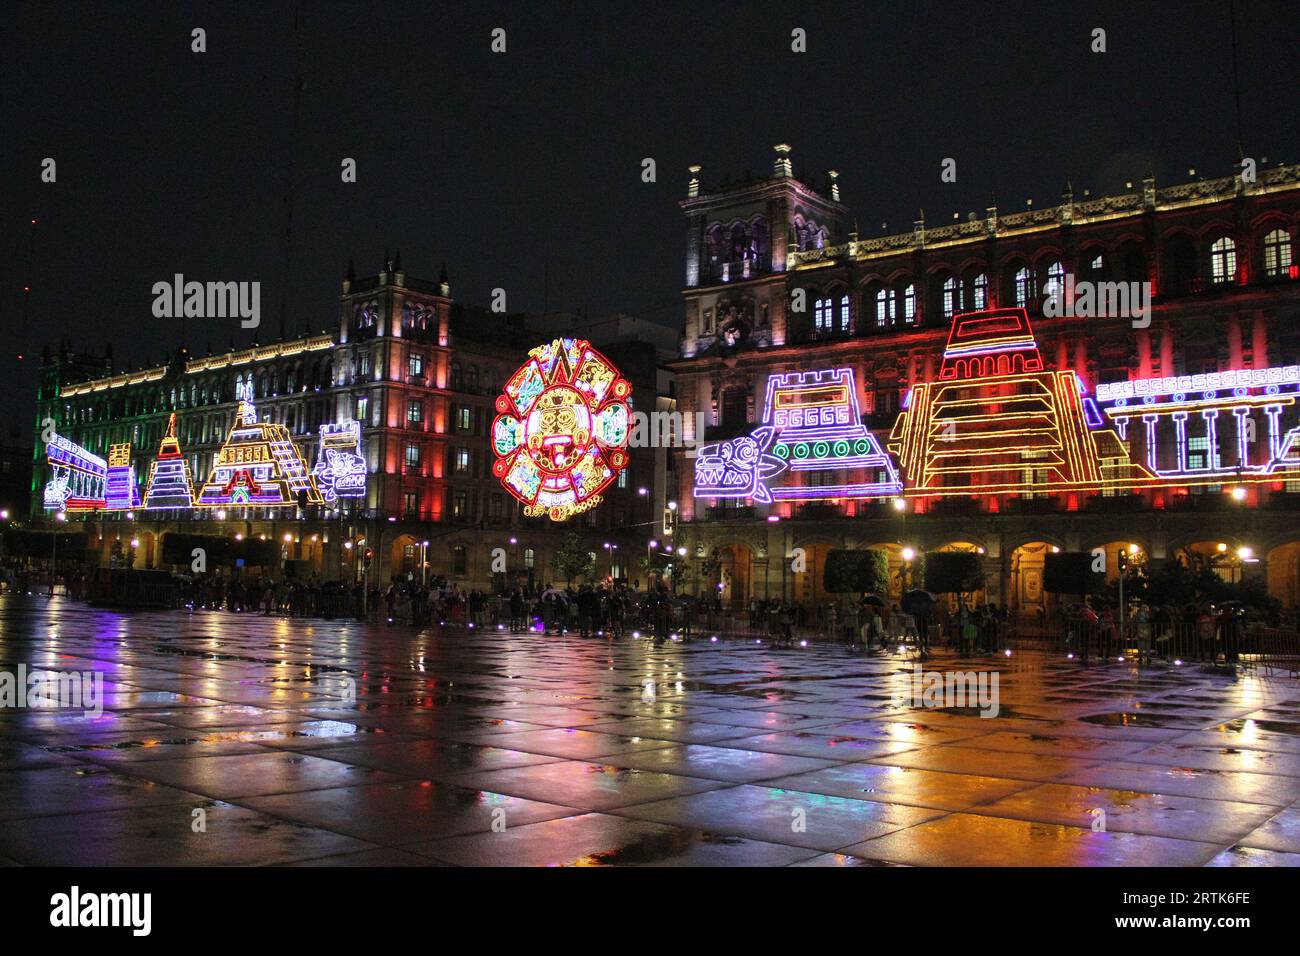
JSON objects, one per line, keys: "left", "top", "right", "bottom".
{"left": 672, "top": 146, "right": 1300, "bottom": 611}
{"left": 31, "top": 261, "right": 673, "bottom": 587}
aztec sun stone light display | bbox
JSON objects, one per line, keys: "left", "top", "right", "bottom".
{"left": 492, "top": 338, "right": 631, "bottom": 521}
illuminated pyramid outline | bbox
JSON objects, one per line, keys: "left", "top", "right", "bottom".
{"left": 194, "top": 400, "right": 324, "bottom": 507}
{"left": 889, "top": 308, "right": 1153, "bottom": 495}
{"left": 143, "top": 413, "right": 196, "bottom": 509}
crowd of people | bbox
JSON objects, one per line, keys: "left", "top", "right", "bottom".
{"left": 1058, "top": 599, "right": 1261, "bottom": 663}
{"left": 8, "top": 556, "right": 1296, "bottom": 667}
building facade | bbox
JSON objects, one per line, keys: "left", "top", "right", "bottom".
{"left": 31, "top": 262, "right": 674, "bottom": 590}
{"left": 671, "top": 146, "right": 1300, "bottom": 612}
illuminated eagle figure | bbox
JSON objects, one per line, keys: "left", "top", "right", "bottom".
{"left": 692, "top": 426, "right": 787, "bottom": 504}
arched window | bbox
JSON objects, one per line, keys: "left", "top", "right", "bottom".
{"left": 814, "top": 297, "right": 834, "bottom": 333}
{"left": 942, "top": 277, "right": 958, "bottom": 319}
{"left": 1014, "top": 267, "right": 1033, "bottom": 307}
{"left": 972, "top": 273, "right": 988, "bottom": 310}
{"left": 1043, "top": 261, "right": 1066, "bottom": 303}
{"left": 1263, "top": 229, "right": 1292, "bottom": 278}
{"left": 902, "top": 284, "right": 916, "bottom": 323}
{"left": 838, "top": 293, "right": 851, "bottom": 332}
{"left": 1210, "top": 236, "right": 1236, "bottom": 283}
{"left": 875, "top": 288, "right": 890, "bottom": 328}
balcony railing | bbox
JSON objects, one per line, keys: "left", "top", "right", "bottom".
{"left": 796, "top": 503, "right": 842, "bottom": 520}
{"left": 1004, "top": 497, "right": 1064, "bottom": 515}
{"left": 713, "top": 259, "right": 767, "bottom": 283}
{"left": 1084, "top": 494, "right": 1146, "bottom": 513}
{"left": 930, "top": 496, "right": 983, "bottom": 516}
{"left": 706, "top": 505, "right": 755, "bottom": 521}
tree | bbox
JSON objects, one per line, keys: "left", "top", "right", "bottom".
{"left": 924, "top": 551, "right": 984, "bottom": 596}
{"left": 161, "top": 532, "right": 233, "bottom": 566}
{"left": 552, "top": 531, "right": 595, "bottom": 585}
{"left": 823, "top": 549, "right": 889, "bottom": 595}
{"left": 1043, "top": 551, "right": 1104, "bottom": 599}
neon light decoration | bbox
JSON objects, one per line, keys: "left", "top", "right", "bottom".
{"left": 311, "top": 420, "right": 366, "bottom": 503}
{"left": 694, "top": 427, "right": 787, "bottom": 502}
{"left": 143, "top": 413, "right": 196, "bottom": 509}
{"left": 492, "top": 338, "right": 631, "bottom": 521}
{"left": 1096, "top": 364, "right": 1300, "bottom": 481}
{"left": 104, "top": 443, "right": 142, "bottom": 510}
{"left": 765, "top": 369, "right": 903, "bottom": 500}
{"left": 194, "top": 400, "right": 324, "bottom": 507}
{"left": 43, "top": 432, "right": 106, "bottom": 512}
{"left": 692, "top": 367, "right": 900, "bottom": 502}
{"left": 890, "top": 308, "right": 1152, "bottom": 494}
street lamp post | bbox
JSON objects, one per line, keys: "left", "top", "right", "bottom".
{"left": 51, "top": 511, "right": 67, "bottom": 594}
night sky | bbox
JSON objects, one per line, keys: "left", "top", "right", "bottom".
{"left": 4, "top": 0, "right": 1298, "bottom": 434}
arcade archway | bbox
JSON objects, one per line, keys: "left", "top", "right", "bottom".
{"left": 1267, "top": 541, "right": 1300, "bottom": 608}
{"left": 716, "top": 543, "right": 753, "bottom": 610}
{"left": 1008, "top": 541, "right": 1054, "bottom": 620}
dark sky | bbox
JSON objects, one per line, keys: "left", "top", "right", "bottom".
{"left": 4, "top": 0, "right": 1299, "bottom": 434}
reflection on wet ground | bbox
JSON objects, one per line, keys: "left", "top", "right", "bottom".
{"left": 1, "top": 594, "right": 1298, "bottom": 866}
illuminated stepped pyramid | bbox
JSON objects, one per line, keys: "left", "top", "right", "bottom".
{"left": 142, "top": 413, "right": 196, "bottom": 509}
{"left": 195, "top": 400, "right": 324, "bottom": 507}
{"left": 763, "top": 367, "right": 903, "bottom": 500}
{"left": 889, "top": 308, "right": 1151, "bottom": 495}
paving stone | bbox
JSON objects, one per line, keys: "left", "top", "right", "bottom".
{"left": 3, "top": 594, "right": 1298, "bottom": 865}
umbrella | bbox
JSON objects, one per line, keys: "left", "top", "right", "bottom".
{"left": 901, "top": 589, "right": 935, "bottom": 616}
{"left": 860, "top": 594, "right": 886, "bottom": 608}
{"left": 540, "top": 588, "right": 566, "bottom": 600}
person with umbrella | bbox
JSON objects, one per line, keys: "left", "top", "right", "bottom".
{"left": 901, "top": 589, "right": 936, "bottom": 658}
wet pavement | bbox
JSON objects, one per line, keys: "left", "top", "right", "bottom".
{"left": 2, "top": 594, "right": 1299, "bottom": 866}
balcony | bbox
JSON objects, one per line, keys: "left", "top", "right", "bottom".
{"left": 1004, "top": 496, "right": 1064, "bottom": 515}
{"left": 711, "top": 259, "right": 767, "bottom": 283}
{"left": 706, "top": 505, "right": 755, "bottom": 521}
{"left": 796, "top": 503, "right": 842, "bottom": 521}
{"left": 1084, "top": 494, "right": 1146, "bottom": 513}
{"left": 852, "top": 499, "right": 903, "bottom": 519}
{"left": 1164, "top": 493, "right": 1228, "bottom": 512}
{"left": 930, "top": 496, "right": 983, "bottom": 516}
